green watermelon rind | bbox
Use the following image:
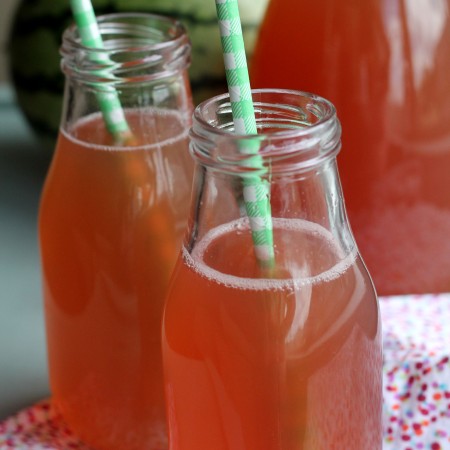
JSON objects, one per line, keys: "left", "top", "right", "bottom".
{"left": 8, "top": 0, "right": 268, "bottom": 145}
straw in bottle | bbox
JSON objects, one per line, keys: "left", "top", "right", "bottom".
{"left": 215, "top": 0, "right": 274, "bottom": 267}
{"left": 70, "top": 0, "right": 133, "bottom": 144}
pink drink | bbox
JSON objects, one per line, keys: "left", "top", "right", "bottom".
{"left": 251, "top": 0, "right": 450, "bottom": 294}
{"left": 163, "top": 218, "right": 382, "bottom": 449}
{"left": 40, "top": 110, "right": 193, "bottom": 449}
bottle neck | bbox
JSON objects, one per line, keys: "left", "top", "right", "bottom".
{"left": 187, "top": 89, "right": 356, "bottom": 259}
{"left": 61, "top": 13, "right": 191, "bottom": 86}
{"left": 190, "top": 89, "right": 341, "bottom": 175}
{"left": 59, "top": 13, "right": 192, "bottom": 138}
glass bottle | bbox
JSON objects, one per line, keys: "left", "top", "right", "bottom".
{"left": 251, "top": 0, "right": 450, "bottom": 295}
{"left": 162, "top": 89, "right": 382, "bottom": 449}
{"left": 38, "top": 13, "right": 193, "bottom": 450}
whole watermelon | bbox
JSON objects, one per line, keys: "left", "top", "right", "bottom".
{"left": 8, "top": 0, "right": 269, "bottom": 151}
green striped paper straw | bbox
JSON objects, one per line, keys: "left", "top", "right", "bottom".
{"left": 70, "top": 0, "right": 133, "bottom": 143}
{"left": 215, "top": 0, "right": 274, "bottom": 267}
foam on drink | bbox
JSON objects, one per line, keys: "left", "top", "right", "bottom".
{"left": 184, "top": 217, "right": 358, "bottom": 291}
{"left": 62, "top": 109, "right": 190, "bottom": 152}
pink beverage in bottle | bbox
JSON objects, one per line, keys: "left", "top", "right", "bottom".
{"left": 162, "top": 90, "right": 383, "bottom": 449}
{"left": 251, "top": 0, "right": 450, "bottom": 295}
{"left": 39, "top": 14, "right": 193, "bottom": 450}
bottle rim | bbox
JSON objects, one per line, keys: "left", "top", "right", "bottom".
{"left": 190, "top": 89, "right": 342, "bottom": 175}
{"left": 61, "top": 12, "right": 191, "bottom": 85}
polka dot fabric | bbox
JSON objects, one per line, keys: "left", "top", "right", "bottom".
{"left": 382, "top": 293, "right": 450, "bottom": 449}
{"left": 1, "top": 294, "right": 449, "bottom": 449}
{"left": 0, "top": 400, "right": 90, "bottom": 449}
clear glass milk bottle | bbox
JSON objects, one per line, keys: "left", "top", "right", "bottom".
{"left": 38, "top": 13, "right": 193, "bottom": 450}
{"left": 162, "top": 89, "right": 382, "bottom": 449}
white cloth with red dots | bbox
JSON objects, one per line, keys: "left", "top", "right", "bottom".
{"left": 382, "top": 294, "right": 450, "bottom": 449}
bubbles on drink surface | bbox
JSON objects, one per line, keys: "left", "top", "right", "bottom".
{"left": 62, "top": 109, "right": 190, "bottom": 152}
{"left": 183, "top": 217, "right": 357, "bottom": 291}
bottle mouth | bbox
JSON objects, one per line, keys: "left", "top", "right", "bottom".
{"left": 61, "top": 13, "right": 191, "bottom": 85}
{"left": 190, "top": 89, "right": 341, "bottom": 175}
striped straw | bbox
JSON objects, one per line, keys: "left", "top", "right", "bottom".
{"left": 70, "top": 0, "right": 133, "bottom": 143}
{"left": 215, "top": 0, "right": 274, "bottom": 267}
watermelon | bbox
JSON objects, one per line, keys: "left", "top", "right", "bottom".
{"left": 8, "top": 0, "right": 269, "bottom": 150}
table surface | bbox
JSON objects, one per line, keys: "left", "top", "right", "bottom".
{"left": 0, "top": 86, "right": 51, "bottom": 420}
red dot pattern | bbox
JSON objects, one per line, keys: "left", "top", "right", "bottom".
{"left": 382, "top": 294, "right": 450, "bottom": 449}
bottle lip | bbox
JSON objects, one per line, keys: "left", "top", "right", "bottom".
{"left": 190, "top": 89, "right": 342, "bottom": 175}
{"left": 61, "top": 13, "right": 191, "bottom": 84}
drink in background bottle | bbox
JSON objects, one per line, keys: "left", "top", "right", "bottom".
{"left": 39, "top": 14, "right": 193, "bottom": 450}
{"left": 251, "top": 0, "right": 450, "bottom": 295}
